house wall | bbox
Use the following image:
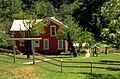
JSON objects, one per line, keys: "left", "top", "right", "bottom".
{"left": 12, "top": 21, "right": 68, "bottom": 54}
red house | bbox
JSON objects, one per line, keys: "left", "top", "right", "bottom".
{"left": 10, "top": 17, "right": 68, "bottom": 54}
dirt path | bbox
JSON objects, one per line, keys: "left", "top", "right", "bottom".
{"left": 23, "top": 59, "right": 51, "bottom": 64}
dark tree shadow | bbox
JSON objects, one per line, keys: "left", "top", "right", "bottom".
{"left": 106, "top": 67, "right": 120, "bottom": 71}
{"left": 35, "top": 64, "right": 120, "bottom": 79}
{"left": 100, "top": 60, "right": 120, "bottom": 63}
{"left": 86, "top": 73, "right": 120, "bottom": 79}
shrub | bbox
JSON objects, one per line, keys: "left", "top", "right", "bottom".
{"left": 80, "top": 49, "right": 88, "bottom": 54}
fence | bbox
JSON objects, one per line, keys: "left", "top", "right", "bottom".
{"left": 95, "top": 47, "right": 120, "bottom": 53}
{"left": 34, "top": 53, "right": 120, "bottom": 73}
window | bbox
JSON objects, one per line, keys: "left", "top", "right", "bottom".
{"left": 44, "top": 39, "right": 49, "bottom": 50}
{"left": 50, "top": 25, "right": 56, "bottom": 36}
{"left": 58, "top": 40, "right": 63, "bottom": 50}
{"left": 19, "top": 40, "right": 25, "bottom": 46}
{"left": 35, "top": 40, "right": 40, "bottom": 47}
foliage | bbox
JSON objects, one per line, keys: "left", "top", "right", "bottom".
{"left": 73, "top": 0, "right": 106, "bottom": 40}
{"left": 76, "top": 29, "right": 95, "bottom": 46}
{"left": 101, "top": 0, "right": 120, "bottom": 48}
{"left": 22, "top": 19, "right": 47, "bottom": 37}
{"left": 0, "top": 31, "right": 10, "bottom": 47}
{"left": 80, "top": 49, "right": 88, "bottom": 54}
{"left": 33, "top": 1, "right": 56, "bottom": 18}
{"left": 0, "top": 0, "right": 23, "bottom": 30}
{"left": 0, "top": 0, "right": 120, "bottom": 49}
{"left": 57, "top": 15, "right": 94, "bottom": 44}
{"left": 57, "top": 15, "right": 79, "bottom": 41}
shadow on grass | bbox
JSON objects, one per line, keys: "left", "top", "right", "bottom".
{"left": 60, "top": 71, "right": 120, "bottom": 79}
{"left": 100, "top": 60, "right": 120, "bottom": 63}
{"left": 86, "top": 73, "right": 120, "bottom": 79}
{"left": 106, "top": 67, "right": 120, "bottom": 71}
{"left": 35, "top": 64, "right": 120, "bottom": 79}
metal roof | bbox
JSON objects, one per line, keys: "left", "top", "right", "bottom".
{"left": 10, "top": 17, "right": 67, "bottom": 31}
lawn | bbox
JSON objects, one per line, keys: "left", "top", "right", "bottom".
{"left": 0, "top": 53, "right": 120, "bottom": 79}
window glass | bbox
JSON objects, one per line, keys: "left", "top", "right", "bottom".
{"left": 58, "top": 40, "right": 63, "bottom": 50}
{"left": 50, "top": 25, "right": 56, "bottom": 36}
{"left": 44, "top": 39, "right": 49, "bottom": 50}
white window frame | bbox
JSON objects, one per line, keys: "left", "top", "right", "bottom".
{"left": 58, "top": 40, "right": 63, "bottom": 50}
{"left": 34, "top": 40, "right": 40, "bottom": 47}
{"left": 44, "top": 39, "right": 49, "bottom": 50}
{"left": 19, "top": 40, "right": 25, "bottom": 46}
{"left": 50, "top": 25, "right": 56, "bottom": 36}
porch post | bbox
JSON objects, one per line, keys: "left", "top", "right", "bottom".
{"left": 32, "top": 39, "right": 35, "bottom": 65}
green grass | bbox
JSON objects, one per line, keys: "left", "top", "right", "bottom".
{"left": 0, "top": 53, "right": 120, "bottom": 79}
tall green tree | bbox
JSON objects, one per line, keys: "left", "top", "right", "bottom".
{"left": 101, "top": 0, "right": 120, "bottom": 48}
{"left": 0, "top": 30, "right": 10, "bottom": 48}
{"left": 0, "top": 0, "right": 23, "bottom": 31}
{"left": 57, "top": 15, "right": 79, "bottom": 57}
{"left": 73, "top": 0, "right": 106, "bottom": 40}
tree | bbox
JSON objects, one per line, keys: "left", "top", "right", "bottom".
{"left": 101, "top": 0, "right": 120, "bottom": 48}
{"left": 57, "top": 15, "right": 79, "bottom": 57}
{"left": 22, "top": 1, "right": 56, "bottom": 58}
{"left": 73, "top": 0, "right": 106, "bottom": 40}
{"left": 0, "top": 0, "right": 23, "bottom": 31}
{"left": 0, "top": 0, "right": 23, "bottom": 48}
{"left": 33, "top": 1, "right": 56, "bottom": 18}
{"left": 56, "top": 1, "right": 95, "bottom": 57}
{"left": 0, "top": 30, "right": 10, "bottom": 48}
{"left": 75, "top": 28, "right": 95, "bottom": 51}
{"left": 22, "top": 18, "right": 47, "bottom": 58}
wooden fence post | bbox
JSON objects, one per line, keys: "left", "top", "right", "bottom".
{"left": 13, "top": 40, "right": 16, "bottom": 63}
{"left": 61, "top": 59, "right": 63, "bottom": 72}
{"left": 91, "top": 61, "right": 93, "bottom": 74}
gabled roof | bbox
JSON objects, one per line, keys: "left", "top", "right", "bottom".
{"left": 10, "top": 17, "right": 67, "bottom": 31}
{"left": 50, "top": 17, "right": 67, "bottom": 27}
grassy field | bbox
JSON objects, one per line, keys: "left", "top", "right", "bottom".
{"left": 0, "top": 53, "right": 120, "bottom": 79}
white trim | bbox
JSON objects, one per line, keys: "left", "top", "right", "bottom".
{"left": 9, "top": 38, "right": 42, "bottom": 40}
{"left": 50, "top": 25, "right": 56, "bottom": 36}
{"left": 44, "top": 39, "right": 49, "bottom": 50}
{"left": 58, "top": 40, "right": 63, "bottom": 50}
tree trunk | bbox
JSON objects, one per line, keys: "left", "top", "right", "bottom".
{"left": 26, "top": 40, "right": 31, "bottom": 58}
{"left": 78, "top": 43, "right": 82, "bottom": 51}
{"left": 67, "top": 33, "right": 77, "bottom": 57}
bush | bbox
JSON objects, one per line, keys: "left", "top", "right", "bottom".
{"left": 80, "top": 49, "right": 88, "bottom": 54}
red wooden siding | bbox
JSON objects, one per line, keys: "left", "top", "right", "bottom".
{"left": 12, "top": 21, "right": 68, "bottom": 54}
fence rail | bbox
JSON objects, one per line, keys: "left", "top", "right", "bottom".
{"left": 34, "top": 52, "right": 120, "bottom": 73}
